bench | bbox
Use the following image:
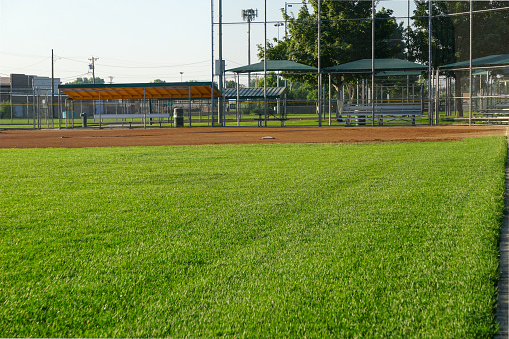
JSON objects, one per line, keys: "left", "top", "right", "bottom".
{"left": 253, "top": 112, "right": 287, "bottom": 127}
{"left": 93, "top": 114, "right": 171, "bottom": 127}
{"left": 338, "top": 104, "right": 422, "bottom": 125}
{"left": 472, "top": 108, "right": 509, "bottom": 124}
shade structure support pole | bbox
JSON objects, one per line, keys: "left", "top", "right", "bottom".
{"left": 237, "top": 73, "right": 240, "bottom": 126}
{"left": 33, "top": 88, "right": 36, "bottom": 129}
{"left": 428, "top": 0, "right": 433, "bottom": 125}
{"left": 58, "top": 92, "right": 61, "bottom": 130}
{"left": 435, "top": 69, "right": 440, "bottom": 124}
{"left": 99, "top": 89, "right": 102, "bottom": 129}
{"left": 143, "top": 88, "right": 147, "bottom": 129}
{"left": 263, "top": 0, "right": 267, "bottom": 127}
{"left": 51, "top": 49, "right": 55, "bottom": 129}
{"left": 329, "top": 74, "right": 332, "bottom": 126}
{"left": 371, "top": 0, "right": 375, "bottom": 126}
{"left": 277, "top": 74, "right": 282, "bottom": 126}
{"left": 317, "top": 0, "right": 322, "bottom": 127}
{"left": 71, "top": 99, "right": 74, "bottom": 129}
{"left": 469, "top": 0, "right": 473, "bottom": 126}
{"left": 211, "top": 0, "right": 215, "bottom": 127}
{"left": 189, "top": 86, "right": 192, "bottom": 127}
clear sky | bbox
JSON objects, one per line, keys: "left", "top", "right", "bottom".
{"left": 0, "top": 0, "right": 414, "bottom": 84}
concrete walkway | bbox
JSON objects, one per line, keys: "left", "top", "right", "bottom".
{"left": 495, "top": 134, "right": 509, "bottom": 338}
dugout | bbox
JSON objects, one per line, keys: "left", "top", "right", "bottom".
{"left": 439, "top": 54, "right": 509, "bottom": 124}
{"left": 323, "top": 58, "right": 428, "bottom": 126}
{"left": 227, "top": 60, "right": 317, "bottom": 127}
{"left": 58, "top": 82, "right": 221, "bottom": 128}
{"left": 222, "top": 87, "right": 287, "bottom": 126}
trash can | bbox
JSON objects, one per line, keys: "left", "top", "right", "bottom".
{"left": 173, "top": 108, "right": 184, "bottom": 128}
{"left": 80, "top": 113, "right": 87, "bottom": 128}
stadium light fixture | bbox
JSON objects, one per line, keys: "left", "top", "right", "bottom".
{"left": 242, "top": 8, "right": 258, "bottom": 87}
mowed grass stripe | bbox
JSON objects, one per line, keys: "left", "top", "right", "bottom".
{"left": 0, "top": 137, "right": 506, "bottom": 338}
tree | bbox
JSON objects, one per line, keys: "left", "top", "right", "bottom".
{"left": 65, "top": 77, "right": 105, "bottom": 85}
{"left": 225, "top": 80, "right": 246, "bottom": 89}
{"left": 408, "top": 0, "right": 509, "bottom": 117}
{"left": 287, "top": 81, "right": 317, "bottom": 101}
{"left": 258, "top": 1, "right": 405, "bottom": 109}
{"left": 151, "top": 79, "right": 166, "bottom": 83}
{"left": 256, "top": 72, "right": 279, "bottom": 88}
{"left": 0, "top": 101, "right": 12, "bottom": 119}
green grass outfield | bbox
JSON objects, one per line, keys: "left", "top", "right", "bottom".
{"left": 0, "top": 137, "right": 506, "bottom": 337}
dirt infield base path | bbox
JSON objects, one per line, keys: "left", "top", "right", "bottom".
{"left": 0, "top": 126, "right": 507, "bottom": 148}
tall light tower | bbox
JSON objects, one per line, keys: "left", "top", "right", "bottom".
{"left": 242, "top": 8, "right": 257, "bottom": 87}
{"left": 274, "top": 22, "right": 284, "bottom": 41}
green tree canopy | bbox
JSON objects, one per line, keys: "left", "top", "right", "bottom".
{"left": 0, "top": 101, "right": 12, "bottom": 119}
{"left": 225, "top": 80, "right": 246, "bottom": 89}
{"left": 408, "top": 0, "right": 509, "bottom": 116}
{"left": 409, "top": 0, "right": 509, "bottom": 65}
{"left": 65, "top": 77, "right": 105, "bottom": 85}
{"left": 256, "top": 72, "right": 278, "bottom": 88}
{"left": 258, "top": 0, "right": 405, "bottom": 93}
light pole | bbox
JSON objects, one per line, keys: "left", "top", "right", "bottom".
{"left": 242, "top": 8, "right": 258, "bottom": 87}
{"left": 180, "top": 72, "right": 184, "bottom": 82}
{"left": 274, "top": 22, "right": 284, "bottom": 41}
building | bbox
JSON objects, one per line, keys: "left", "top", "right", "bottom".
{"left": 0, "top": 74, "right": 60, "bottom": 118}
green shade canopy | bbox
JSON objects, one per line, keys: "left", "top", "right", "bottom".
{"left": 227, "top": 60, "right": 317, "bottom": 73}
{"left": 222, "top": 87, "right": 286, "bottom": 99}
{"left": 440, "top": 54, "right": 509, "bottom": 69}
{"left": 323, "top": 59, "right": 428, "bottom": 73}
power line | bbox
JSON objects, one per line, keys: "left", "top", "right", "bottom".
{"left": 57, "top": 55, "right": 210, "bottom": 69}
{"left": 96, "top": 60, "right": 210, "bottom": 69}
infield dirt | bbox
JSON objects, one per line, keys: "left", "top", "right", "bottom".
{"left": 0, "top": 126, "right": 507, "bottom": 148}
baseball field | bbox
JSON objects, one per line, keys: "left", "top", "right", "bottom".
{"left": 0, "top": 126, "right": 507, "bottom": 337}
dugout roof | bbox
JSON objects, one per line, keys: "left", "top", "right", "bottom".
{"left": 323, "top": 58, "right": 428, "bottom": 73}
{"left": 58, "top": 82, "right": 221, "bottom": 100}
{"left": 227, "top": 60, "right": 317, "bottom": 73}
{"left": 222, "top": 87, "right": 286, "bottom": 99}
{"left": 440, "top": 54, "right": 509, "bottom": 69}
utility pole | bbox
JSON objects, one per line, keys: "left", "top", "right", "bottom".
{"left": 89, "top": 56, "right": 99, "bottom": 84}
{"left": 89, "top": 56, "right": 99, "bottom": 120}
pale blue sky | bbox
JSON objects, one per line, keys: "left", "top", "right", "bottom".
{"left": 0, "top": 0, "right": 414, "bottom": 84}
